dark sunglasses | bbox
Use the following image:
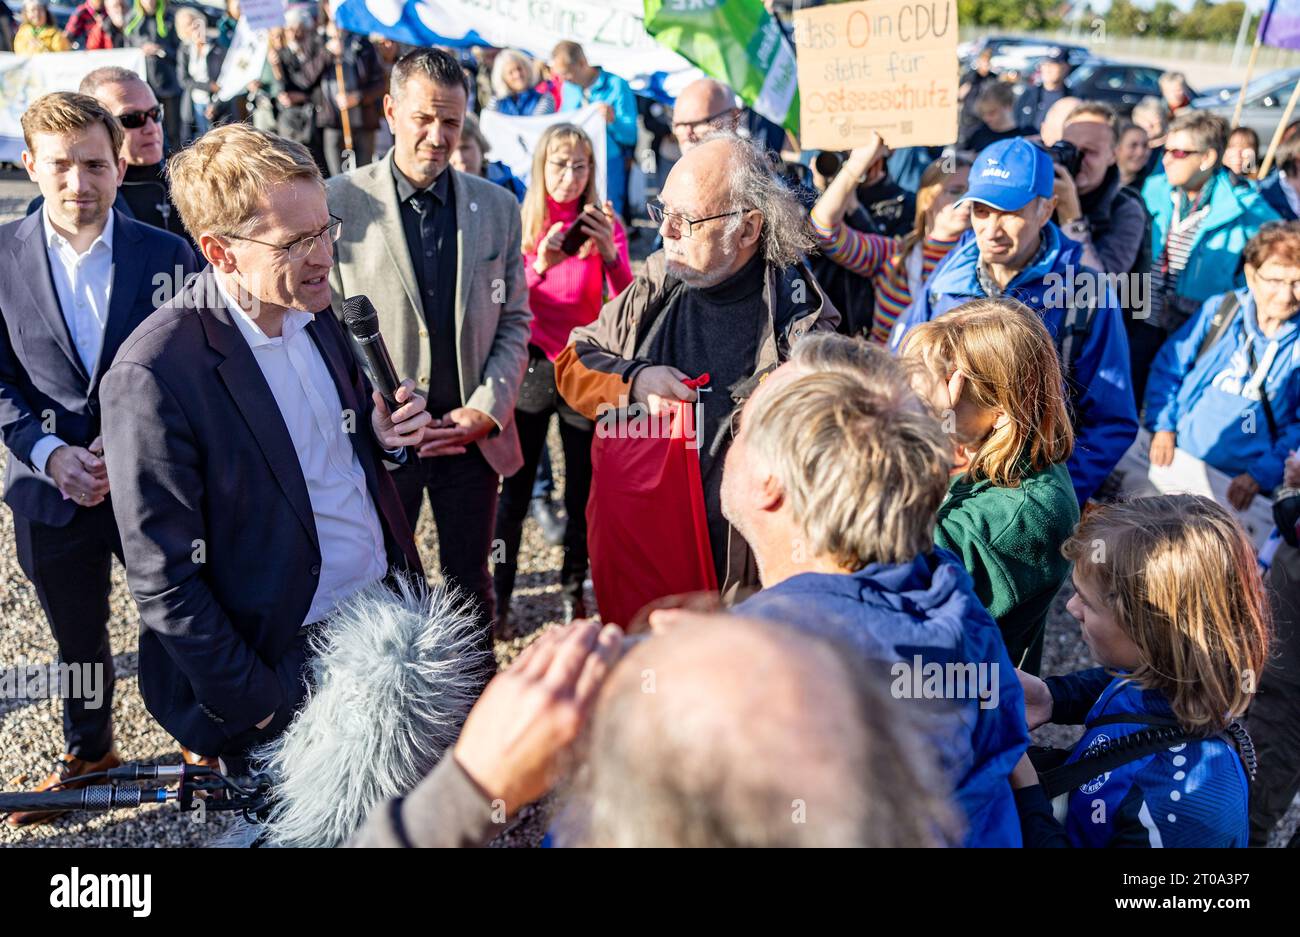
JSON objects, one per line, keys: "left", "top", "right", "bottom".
{"left": 116, "top": 106, "right": 163, "bottom": 130}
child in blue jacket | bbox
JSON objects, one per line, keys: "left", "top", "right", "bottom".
{"left": 1011, "top": 495, "right": 1270, "bottom": 847}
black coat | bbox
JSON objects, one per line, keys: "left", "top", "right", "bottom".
{"left": 100, "top": 267, "right": 424, "bottom": 757}
{"left": 177, "top": 40, "right": 229, "bottom": 137}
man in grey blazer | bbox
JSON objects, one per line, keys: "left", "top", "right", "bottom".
{"left": 327, "top": 48, "right": 531, "bottom": 632}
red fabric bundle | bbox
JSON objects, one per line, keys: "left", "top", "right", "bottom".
{"left": 586, "top": 374, "right": 716, "bottom": 627}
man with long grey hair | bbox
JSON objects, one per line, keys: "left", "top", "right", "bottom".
{"left": 555, "top": 134, "right": 839, "bottom": 594}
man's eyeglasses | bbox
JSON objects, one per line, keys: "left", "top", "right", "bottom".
{"left": 647, "top": 200, "right": 742, "bottom": 238}
{"left": 672, "top": 107, "right": 738, "bottom": 139}
{"left": 1164, "top": 148, "right": 1203, "bottom": 160}
{"left": 223, "top": 215, "right": 343, "bottom": 261}
{"left": 116, "top": 106, "right": 164, "bottom": 130}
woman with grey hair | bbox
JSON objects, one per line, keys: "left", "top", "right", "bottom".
{"left": 487, "top": 48, "right": 555, "bottom": 116}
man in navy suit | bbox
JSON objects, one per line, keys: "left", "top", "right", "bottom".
{"left": 0, "top": 92, "right": 197, "bottom": 825}
{"left": 100, "top": 123, "right": 430, "bottom": 768}
{"left": 1260, "top": 137, "right": 1300, "bottom": 223}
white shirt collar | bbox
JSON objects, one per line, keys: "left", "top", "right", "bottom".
{"left": 42, "top": 206, "right": 114, "bottom": 257}
{"left": 215, "top": 274, "right": 314, "bottom": 348}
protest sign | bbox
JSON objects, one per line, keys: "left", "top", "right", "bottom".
{"left": 240, "top": 0, "right": 287, "bottom": 31}
{"left": 0, "top": 49, "right": 147, "bottom": 162}
{"left": 216, "top": 18, "right": 269, "bottom": 103}
{"left": 792, "top": 0, "right": 959, "bottom": 150}
{"left": 479, "top": 104, "right": 607, "bottom": 197}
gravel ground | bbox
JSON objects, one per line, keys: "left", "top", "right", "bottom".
{"left": 0, "top": 169, "right": 1295, "bottom": 847}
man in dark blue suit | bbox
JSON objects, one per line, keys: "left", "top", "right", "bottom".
{"left": 1260, "top": 137, "right": 1300, "bottom": 223}
{"left": 0, "top": 93, "right": 196, "bottom": 825}
{"left": 100, "top": 123, "right": 430, "bottom": 769}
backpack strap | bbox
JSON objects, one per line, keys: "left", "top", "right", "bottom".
{"left": 1038, "top": 713, "right": 1258, "bottom": 799}
{"left": 1038, "top": 724, "right": 1189, "bottom": 799}
{"left": 1056, "top": 296, "right": 1098, "bottom": 411}
{"left": 1194, "top": 292, "right": 1241, "bottom": 365}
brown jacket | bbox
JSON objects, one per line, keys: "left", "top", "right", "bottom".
{"left": 553, "top": 250, "right": 840, "bottom": 594}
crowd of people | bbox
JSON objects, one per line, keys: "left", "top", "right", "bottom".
{"left": 1, "top": 15, "right": 1299, "bottom": 849}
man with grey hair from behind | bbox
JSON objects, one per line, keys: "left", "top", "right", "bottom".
{"left": 348, "top": 614, "right": 954, "bottom": 847}
{"left": 649, "top": 333, "right": 1029, "bottom": 847}
{"left": 555, "top": 134, "right": 839, "bottom": 595}
{"left": 556, "top": 614, "right": 952, "bottom": 847}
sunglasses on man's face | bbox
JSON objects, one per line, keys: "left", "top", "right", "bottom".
{"left": 117, "top": 106, "right": 163, "bottom": 130}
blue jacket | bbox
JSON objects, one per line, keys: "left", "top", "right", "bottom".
{"left": 892, "top": 223, "right": 1139, "bottom": 505}
{"left": 560, "top": 69, "right": 638, "bottom": 156}
{"left": 1017, "top": 668, "right": 1249, "bottom": 848}
{"left": 1258, "top": 172, "right": 1299, "bottom": 222}
{"left": 732, "top": 549, "right": 1030, "bottom": 847}
{"left": 1142, "top": 169, "right": 1279, "bottom": 304}
{"left": 1144, "top": 288, "right": 1300, "bottom": 491}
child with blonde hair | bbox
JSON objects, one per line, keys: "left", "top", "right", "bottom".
{"left": 1013, "top": 495, "right": 1271, "bottom": 847}
{"left": 901, "top": 298, "right": 1078, "bottom": 673}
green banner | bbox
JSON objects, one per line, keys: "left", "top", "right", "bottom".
{"left": 643, "top": 0, "right": 800, "bottom": 134}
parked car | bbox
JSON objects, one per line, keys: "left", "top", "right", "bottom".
{"left": 959, "top": 35, "right": 1091, "bottom": 76}
{"left": 1064, "top": 60, "right": 1183, "bottom": 116}
{"left": 1195, "top": 67, "right": 1300, "bottom": 146}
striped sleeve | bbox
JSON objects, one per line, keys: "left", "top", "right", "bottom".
{"left": 810, "top": 215, "right": 893, "bottom": 278}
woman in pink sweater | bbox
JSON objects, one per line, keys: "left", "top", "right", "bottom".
{"left": 493, "top": 123, "right": 633, "bottom": 630}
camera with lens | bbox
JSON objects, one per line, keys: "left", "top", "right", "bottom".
{"left": 1043, "top": 140, "right": 1084, "bottom": 177}
{"left": 814, "top": 150, "right": 847, "bottom": 179}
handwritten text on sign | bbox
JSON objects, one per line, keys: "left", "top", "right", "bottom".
{"left": 793, "top": 0, "right": 959, "bottom": 150}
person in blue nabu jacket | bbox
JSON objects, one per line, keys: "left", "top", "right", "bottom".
{"left": 1012, "top": 496, "right": 1269, "bottom": 848}
{"left": 892, "top": 138, "right": 1137, "bottom": 505}
{"left": 1143, "top": 222, "right": 1300, "bottom": 509}
{"left": 653, "top": 335, "right": 1029, "bottom": 847}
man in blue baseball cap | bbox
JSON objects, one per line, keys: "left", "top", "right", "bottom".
{"left": 892, "top": 137, "right": 1138, "bottom": 505}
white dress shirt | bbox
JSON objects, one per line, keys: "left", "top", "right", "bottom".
{"left": 30, "top": 209, "right": 115, "bottom": 477}
{"left": 217, "top": 277, "right": 389, "bottom": 626}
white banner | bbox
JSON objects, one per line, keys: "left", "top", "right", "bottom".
{"left": 0, "top": 50, "right": 147, "bottom": 162}
{"left": 479, "top": 104, "right": 607, "bottom": 199}
{"left": 1114, "top": 430, "right": 1276, "bottom": 552}
{"left": 334, "top": 0, "right": 698, "bottom": 92}
{"left": 216, "top": 18, "right": 270, "bottom": 103}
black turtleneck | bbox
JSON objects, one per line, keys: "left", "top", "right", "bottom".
{"left": 639, "top": 249, "right": 768, "bottom": 581}
{"left": 120, "top": 161, "right": 192, "bottom": 248}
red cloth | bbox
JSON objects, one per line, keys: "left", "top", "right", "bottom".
{"left": 587, "top": 374, "right": 716, "bottom": 627}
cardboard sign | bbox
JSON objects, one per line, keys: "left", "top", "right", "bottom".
{"left": 793, "top": 0, "right": 959, "bottom": 150}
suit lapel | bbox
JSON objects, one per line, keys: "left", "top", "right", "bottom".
{"left": 12, "top": 211, "right": 90, "bottom": 385}
{"left": 451, "top": 169, "right": 482, "bottom": 390}
{"left": 367, "top": 151, "right": 422, "bottom": 324}
{"left": 92, "top": 212, "right": 147, "bottom": 389}
{"left": 199, "top": 271, "right": 320, "bottom": 552}
{"left": 452, "top": 169, "right": 480, "bottom": 345}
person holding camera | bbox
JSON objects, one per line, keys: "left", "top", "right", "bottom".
{"left": 1052, "top": 102, "right": 1151, "bottom": 279}
{"left": 892, "top": 137, "right": 1138, "bottom": 506}
{"left": 492, "top": 123, "right": 632, "bottom": 630}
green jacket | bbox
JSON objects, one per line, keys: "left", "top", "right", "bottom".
{"left": 934, "top": 461, "right": 1079, "bottom": 674}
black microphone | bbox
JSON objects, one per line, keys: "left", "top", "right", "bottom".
{"left": 341, "top": 295, "right": 401, "bottom": 413}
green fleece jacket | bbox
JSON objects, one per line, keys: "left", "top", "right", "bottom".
{"left": 934, "top": 461, "right": 1079, "bottom": 674}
